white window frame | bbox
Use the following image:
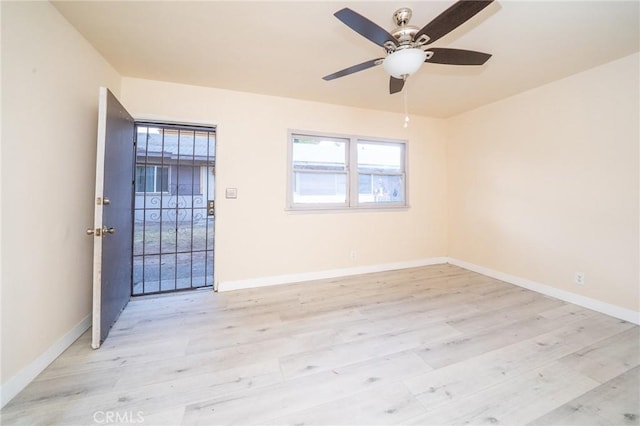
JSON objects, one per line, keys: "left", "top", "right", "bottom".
{"left": 287, "top": 130, "right": 409, "bottom": 211}
{"left": 135, "top": 165, "right": 170, "bottom": 194}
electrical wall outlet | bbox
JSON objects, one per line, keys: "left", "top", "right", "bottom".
{"left": 575, "top": 271, "right": 585, "bottom": 285}
{"left": 350, "top": 250, "right": 357, "bottom": 261}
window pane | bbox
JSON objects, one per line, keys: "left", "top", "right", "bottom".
{"left": 135, "top": 166, "right": 146, "bottom": 193}
{"left": 358, "top": 173, "right": 372, "bottom": 197}
{"left": 159, "top": 167, "right": 169, "bottom": 192}
{"left": 145, "top": 166, "right": 156, "bottom": 193}
{"left": 359, "top": 174, "right": 404, "bottom": 204}
{"left": 292, "top": 172, "right": 346, "bottom": 204}
{"left": 357, "top": 142, "right": 402, "bottom": 173}
{"left": 293, "top": 136, "right": 346, "bottom": 172}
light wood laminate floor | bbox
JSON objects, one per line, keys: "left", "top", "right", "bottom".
{"left": 2, "top": 264, "right": 638, "bottom": 425}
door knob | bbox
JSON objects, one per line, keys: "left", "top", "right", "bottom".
{"left": 86, "top": 227, "right": 114, "bottom": 236}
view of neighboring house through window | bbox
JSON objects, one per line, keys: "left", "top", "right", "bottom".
{"left": 357, "top": 141, "right": 404, "bottom": 204}
{"left": 136, "top": 165, "right": 169, "bottom": 193}
{"left": 291, "top": 135, "right": 348, "bottom": 206}
{"left": 289, "top": 131, "right": 407, "bottom": 210}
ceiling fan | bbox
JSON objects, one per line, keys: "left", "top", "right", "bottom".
{"left": 323, "top": 0, "right": 495, "bottom": 94}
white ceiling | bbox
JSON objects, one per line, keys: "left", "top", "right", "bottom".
{"left": 52, "top": 1, "right": 639, "bottom": 118}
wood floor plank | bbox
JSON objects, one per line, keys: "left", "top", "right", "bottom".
{"left": 35, "top": 331, "right": 192, "bottom": 381}
{"left": 278, "top": 321, "right": 457, "bottom": 379}
{"left": 446, "top": 292, "right": 565, "bottom": 333}
{"left": 7, "top": 368, "right": 121, "bottom": 408}
{"left": 182, "top": 351, "right": 431, "bottom": 425}
{"left": 2, "top": 357, "right": 283, "bottom": 425}
{"left": 558, "top": 326, "right": 640, "bottom": 383}
{"left": 405, "top": 315, "right": 634, "bottom": 408}
{"left": 527, "top": 366, "right": 640, "bottom": 426}
{"left": 414, "top": 314, "right": 580, "bottom": 370}
{"left": 265, "top": 381, "right": 425, "bottom": 425}
{"left": 404, "top": 362, "right": 601, "bottom": 425}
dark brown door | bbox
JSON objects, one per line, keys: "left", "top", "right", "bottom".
{"left": 89, "top": 87, "right": 135, "bottom": 349}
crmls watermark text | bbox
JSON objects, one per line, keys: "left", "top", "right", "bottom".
{"left": 93, "top": 411, "right": 144, "bottom": 424}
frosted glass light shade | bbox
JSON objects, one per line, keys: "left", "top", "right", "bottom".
{"left": 382, "top": 48, "right": 427, "bottom": 78}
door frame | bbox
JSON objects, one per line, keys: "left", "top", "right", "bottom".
{"left": 131, "top": 115, "right": 219, "bottom": 293}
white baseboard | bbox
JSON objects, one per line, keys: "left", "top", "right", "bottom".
{"left": 217, "top": 257, "right": 449, "bottom": 292}
{"left": 0, "top": 315, "right": 91, "bottom": 408}
{"left": 448, "top": 258, "right": 640, "bottom": 325}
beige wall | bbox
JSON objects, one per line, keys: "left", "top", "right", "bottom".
{"left": 1, "top": 1, "right": 121, "bottom": 387}
{"left": 121, "top": 78, "right": 449, "bottom": 286}
{"left": 447, "top": 53, "right": 640, "bottom": 311}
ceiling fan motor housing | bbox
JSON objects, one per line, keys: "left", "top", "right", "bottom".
{"left": 393, "top": 7, "right": 412, "bottom": 25}
{"left": 390, "top": 8, "right": 420, "bottom": 47}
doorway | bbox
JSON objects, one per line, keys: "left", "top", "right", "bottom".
{"left": 132, "top": 122, "right": 216, "bottom": 295}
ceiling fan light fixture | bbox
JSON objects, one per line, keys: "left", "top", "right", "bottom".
{"left": 382, "top": 48, "right": 427, "bottom": 79}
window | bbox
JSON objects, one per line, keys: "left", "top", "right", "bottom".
{"left": 291, "top": 135, "right": 348, "bottom": 206}
{"left": 357, "top": 141, "right": 405, "bottom": 204}
{"left": 135, "top": 165, "right": 169, "bottom": 193}
{"left": 288, "top": 131, "right": 407, "bottom": 210}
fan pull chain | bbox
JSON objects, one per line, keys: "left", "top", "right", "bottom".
{"left": 403, "top": 78, "right": 410, "bottom": 128}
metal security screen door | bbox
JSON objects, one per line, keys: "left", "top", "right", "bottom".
{"left": 133, "top": 123, "right": 216, "bottom": 295}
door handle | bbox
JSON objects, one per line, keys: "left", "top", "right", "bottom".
{"left": 86, "top": 227, "right": 115, "bottom": 237}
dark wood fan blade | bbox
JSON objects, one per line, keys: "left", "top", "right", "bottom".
{"left": 389, "top": 76, "right": 405, "bottom": 94}
{"left": 416, "top": 0, "right": 494, "bottom": 45}
{"left": 323, "top": 58, "right": 383, "bottom": 81}
{"left": 335, "top": 8, "right": 397, "bottom": 48}
{"left": 426, "top": 48, "right": 491, "bottom": 65}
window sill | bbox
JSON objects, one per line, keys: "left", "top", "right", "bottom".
{"left": 286, "top": 204, "right": 410, "bottom": 214}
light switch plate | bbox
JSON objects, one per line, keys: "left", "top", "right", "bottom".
{"left": 225, "top": 188, "right": 238, "bottom": 199}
